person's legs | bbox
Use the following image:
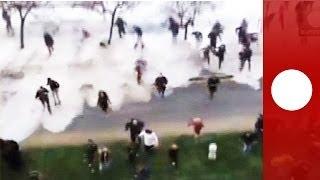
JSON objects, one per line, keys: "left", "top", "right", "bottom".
{"left": 248, "top": 58, "right": 251, "bottom": 71}
{"left": 6, "top": 22, "right": 10, "bottom": 34}
{"left": 144, "top": 145, "right": 155, "bottom": 154}
{"left": 209, "top": 88, "right": 214, "bottom": 100}
{"left": 161, "top": 86, "right": 166, "bottom": 98}
{"left": 218, "top": 57, "right": 223, "bottom": 69}
{"left": 239, "top": 59, "right": 245, "bottom": 72}
{"left": 195, "top": 127, "right": 201, "bottom": 138}
{"left": 243, "top": 143, "right": 247, "bottom": 152}
{"left": 135, "top": 36, "right": 142, "bottom": 49}
{"left": 130, "top": 133, "right": 136, "bottom": 143}
{"left": 207, "top": 55, "right": 210, "bottom": 65}
{"left": 102, "top": 104, "right": 108, "bottom": 112}
{"left": 137, "top": 74, "right": 142, "bottom": 84}
{"left": 45, "top": 99, "right": 52, "bottom": 114}
{"left": 40, "top": 100, "right": 45, "bottom": 111}
{"left": 54, "top": 89, "right": 61, "bottom": 105}
{"left": 52, "top": 91, "right": 57, "bottom": 105}
{"left": 209, "top": 87, "right": 216, "bottom": 100}
{"left": 47, "top": 46, "right": 52, "bottom": 55}
{"left": 156, "top": 86, "right": 161, "bottom": 96}
{"left": 118, "top": 28, "right": 122, "bottom": 38}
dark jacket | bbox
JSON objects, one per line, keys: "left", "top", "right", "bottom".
{"left": 241, "top": 133, "right": 257, "bottom": 145}
{"left": 168, "top": 148, "right": 179, "bottom": 162}
{"left": 169, "top": 18, "right": 179, "bottom": 36}
{"left": 255, "top": 115, "right": 263, "bottom": 132}
{"left": 207, "top": 77, "right": 220, "bottom": 88}
{"left": 208, "top": 32, "right": 219, "bottom": 47}
{"left": 97, "top": 91, "right": 110, "bottom": 111}
{"left": 134, "top": 26, "right": 143, "bottom": 37}
{"left": 115, "top": 18, "right": 125, "bottom": 30}
{"left": 155, "top": 76, "right": 168, "bottom": 87}
{"left": 35, "top": 88, "right": 49, "bottom": 101}
{"left": 44, "top": 33, "right": 54, "bottom": 47}
{"left": 47, "top": 79, "right": 60, "bottom": 91}
{"left": 125, "top": 120, "right": 144, "bottom": 136}
{"left": 215, "top": 45, "right": 226, "bottom": 59}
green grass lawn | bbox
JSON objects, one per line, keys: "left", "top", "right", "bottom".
{"left": 1, "top": 133, "right": 262, "bottom": 180}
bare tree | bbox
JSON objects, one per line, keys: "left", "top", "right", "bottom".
{"left": 175, "top": 2, "right": 189, "bottom": 27}
{"left": 1, "top": 2, "right": 15, "bottom": 36}
{"left": 171, "top": 1, "right": 215, "bottom": 40}
{"left": 106, "top": 1, "right": 135, "bottom": 45}
{"left": 71, "top": 1, "right": 106, "bottom": 15}
{"left": 5, "top": 1, "right": 37, "bottom": 49}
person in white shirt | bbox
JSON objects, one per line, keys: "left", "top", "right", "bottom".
{"left": 138, "top": 129, "right": 159, "bottom": 152}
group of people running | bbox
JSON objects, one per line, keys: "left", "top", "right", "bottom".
{"left": 82, "top": 114, "right": 262, "bottom": 179}
{"left": 200, "top": 19, "right": 256, "bottom": 72}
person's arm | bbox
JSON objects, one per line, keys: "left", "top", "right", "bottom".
{"left": 235, "top": 27, "right": 239, "bottom": 33}
{"left": 125, "top": 122, "right": 130, "bottom": 131}
{"left": 138, "top": 131, "right": 144, "bottom": 138}
{"left": 106, "top": 95, "right": 111, "bottom": 104}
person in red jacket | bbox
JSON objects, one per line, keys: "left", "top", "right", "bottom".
{"left": 188, "top": 117, "right": 204, "bottom": 138}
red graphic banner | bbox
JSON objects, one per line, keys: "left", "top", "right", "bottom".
{"left": 265, "top": 1, "right": 320, "bottom": 179}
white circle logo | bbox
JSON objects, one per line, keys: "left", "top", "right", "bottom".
{"left": 271, "top": 69, "right": 312, "bottom": 111}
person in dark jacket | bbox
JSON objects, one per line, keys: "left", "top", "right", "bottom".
{"left": 35, "top": 86, "right": 51, "bottom": 114}
{"left": 85, "top": 139, "right": 98, "bottom": 173}
{"left": 168, "top": 143, "right": 179, "bottom": 168}
{"left": 47, "top": 78, "right": 61, "bottom": 105}
{"left": 135, "top": 64, "right": 143, "bottom": 85}
{"left": 81, "top": 28, "right": 90, "bottom": 42}
{"left": 236, "top": 19, "right": 250, "bottom": 47}
{"left": 154, "top": 73, "right": 168, "bottom": 98}
{"left": 208, "top": 21, "right": 223, "bottom": 49}
{"left": 125, "top": 118, "right": 145, "bottom": 143}
{"left": 133, "top": 26, "right": 144, "bottom": 49}
{"left": 241, "top": 132, "right": 257, "bottom": 153}
{"left": 115, "top": 17, "right": 126, "bottom": 38}
{"left": 97, "top": 90, "right": 111, "bottom": 112}
{"left": 208, "top": 31, "right": 218, "bottom": 49}
{"left": 207, "top": 77, "right": 220, "bottom": 100}
{"left": 168, "top": 17, "right": 179, "bottom": 42}
{"left": 213, "top": 44, "right": 226, "bottom": 69}
{"left": 43, "top": 32, "right": 54, "bottom": 55}
{"left": 239, "top": 46, "right": 253, "bottom": 72}
{"left": 202, "top": 46, "right": 211, "bottom": 65}
{"left": 0, "top": 139, "right": 22, "bottom": 170}
{"left": 255, "top": 114, "right": 263, "bottom": 136}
